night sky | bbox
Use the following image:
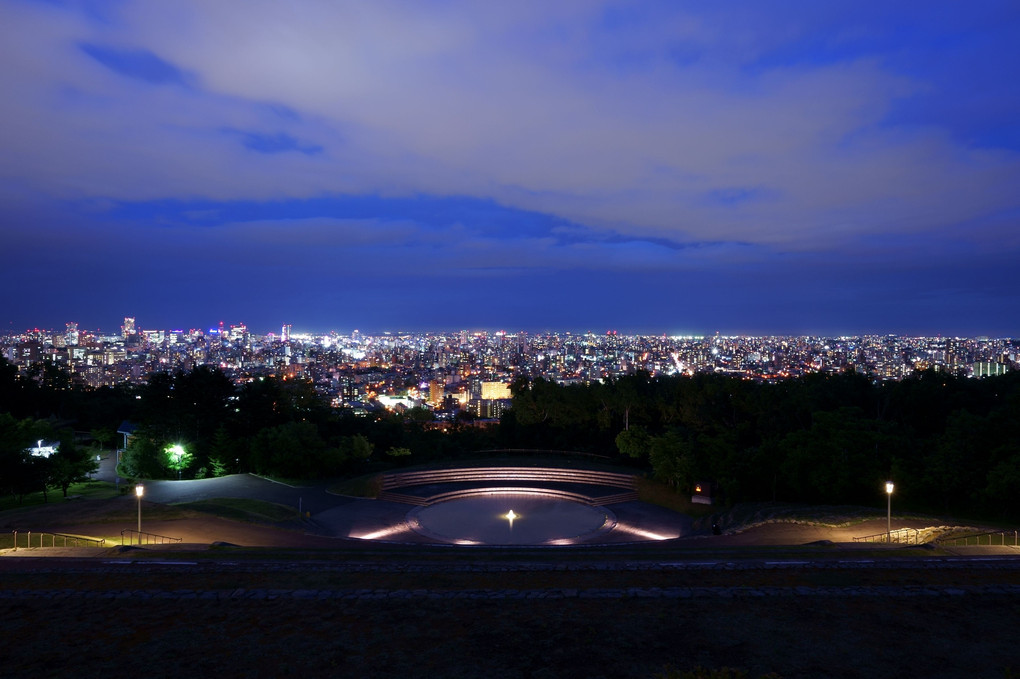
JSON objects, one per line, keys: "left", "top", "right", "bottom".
{"left": 3, "top": 1, "right": 1019, "bottom": 337}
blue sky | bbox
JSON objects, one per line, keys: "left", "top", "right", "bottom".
{"left": 2, "top": 0, "right": 1019, "bottom": 336}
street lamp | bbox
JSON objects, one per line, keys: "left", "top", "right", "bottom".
{"left": 885, "top": 481, "right": 894, "bottom": 542}
{"left": 135, "top": 484, "right": 144, "bottom": 542}
{"left": 167, "top": 444, "right": 186, "bottom": 480}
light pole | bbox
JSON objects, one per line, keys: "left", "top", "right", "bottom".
{"left": 135, "top": 484, "right": 144, "bottom": 543}
{"left": 885, "top": 481, "right": 894, "bottom": 542}
{"left": 167, "top": 444, "right": 185, "bottom": 480}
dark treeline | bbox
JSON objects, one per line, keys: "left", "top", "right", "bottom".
{"left": 0, "top": 358, "right": 502, "bottom": 492}
{"left": 2, "top": 356, "right": 1019, "bottom": 521}
{"left": 508, "top": 370, "right": 1020, "bottom": 520}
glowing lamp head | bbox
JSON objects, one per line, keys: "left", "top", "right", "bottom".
{"left": 885, "top": 481, "right": 894, "bottom": 495}
{"left": 135, "top": 484, "right": 144, "bottom": 498}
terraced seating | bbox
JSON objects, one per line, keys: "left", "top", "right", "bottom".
{"left": 376, "top": 491, "right": 430, "bottom": 506}
{"left": 378, "top": 467, "right": 640, "bottom": 506}
{"left": 381, "top": 467, "right": 637, "bottom": 491}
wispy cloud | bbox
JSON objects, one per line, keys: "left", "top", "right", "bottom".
{"left": 79, "top": 43, "right": 192, "bottom": 86}
{"left": 1, "top": 0, "right": 1018, "bottom": 333}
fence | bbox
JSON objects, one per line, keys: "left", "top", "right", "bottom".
{"left": 852, "top": 527, "right": 921, "bottom": 545}
{"left": 6, "top": 530, "right": 106, "bottom": 550}
{"left": 120, "top": 529, "right": 183, "bottom": 546}
{"left": 936, "top": 530, "right": 1020, "bottom": 547}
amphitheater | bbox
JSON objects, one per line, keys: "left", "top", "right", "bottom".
{"left": 317, "top": 465, "right": 691, "bottom": 545}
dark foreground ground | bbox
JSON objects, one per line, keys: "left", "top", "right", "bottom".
{"left": 3, "top": 476, "right": 1018, "bottom": 678}
{"left": 2, "top": 547, "right": 1019, "bottom": 679}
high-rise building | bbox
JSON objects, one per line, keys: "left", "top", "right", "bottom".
{"left": 282, "top": 324, "right": 292, "bottom": 342}
{"left": 480, "top": 381, "right": 512, "bottom": 400}
{"left": 122, "top": 317, "right": 136, "bottom": 339}
{"left": 429, "top": 379, "right": 444, "bottom": 406}
{"left": 65, "top": 322, "right": 79, "bottom": 346}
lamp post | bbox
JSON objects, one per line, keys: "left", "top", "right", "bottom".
{"left": 167, "top": 444, "right": 185, "bottom": 480}
{"left": 135, "top": 484, "right": 144, "bottom": 543}
{"left": 885, "top": 481, "right": 894, "bottom": 542}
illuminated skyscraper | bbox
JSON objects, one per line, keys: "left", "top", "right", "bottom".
{"left": 65, "top": 322, "right": 79, "bottom": 346}
{"left": 429, "top": 379, "right": 444, "bottom": 406}
{"left": 282, "top": 324, "right": 292, "bottom": 342}
{"left": 122, "top": 317, "right": 136, "bottom": 339}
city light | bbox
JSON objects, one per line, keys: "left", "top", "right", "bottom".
{"left": 2, "top": 327, "right": 1012, "bottom": 395}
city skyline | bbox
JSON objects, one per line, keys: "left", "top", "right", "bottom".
{"left": 4, "top": 316, "right": 1020, "bottom": 341}
{"left": 3, "top": 2, "right": 1019, "bottom": 337}
{"left": 5, "top": 317, "right": 1014, "bottom": 398}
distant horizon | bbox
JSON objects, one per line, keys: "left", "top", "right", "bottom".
{"left": 4, "top": 317, "right": 1017, "bottom": 341}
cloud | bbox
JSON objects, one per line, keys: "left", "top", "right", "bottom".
{"left": 79, "top": 42, "right": 192, "bottom": 86}
{"left": 3, "top": 1, "right": 1017, "bottom": 253}
{"left": 227, "top": 130, "right": 324, "bottom": 155}
{"left": 1, "top": 0, "right": 1018, "bottom": 334}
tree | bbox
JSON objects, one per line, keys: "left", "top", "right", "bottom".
{"left": 208, "top": 425, "right": 240, "bottom": 476}
{"left": 615, "top": 426, "right": 652, "bottom": 459}
{"left": 165, "top": 443, "right": 194, "bottom": 480}
{"left": 91, "top": 427, "right": 115, "bottom": 451}
{"left": 648, "top": 431, "right": 695, "bottom": 491}
{"left": 48, "top": 433, "right": 99, "bottom": 497}
{"left": 0, "top": 415, "right": 55, "bottom": 502}
{"left": 386, "top": 446, "right": 412, "bottom": 458}
{"left": 404, "top": 407, "right": 433, "bottom": 425}
{"left": 342, "top": 434, "right": 373, "bottom": 462}
{"left": 250, "top": 421, "right": 328, "bottom": 477}
{"left": 121, "top": 433, "right": 166, "bottom": 479}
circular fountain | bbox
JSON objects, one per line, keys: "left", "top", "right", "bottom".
{"left": 406, "top": 489, "right": 617, "bottom": 545}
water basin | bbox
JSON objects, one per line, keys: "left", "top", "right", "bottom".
{"left": 407, "top": 490, "right": 617, "bottom": 545}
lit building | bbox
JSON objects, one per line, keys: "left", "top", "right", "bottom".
{"left": 480, "top": 381, "right": 512, "bottom": 400}
{"left": 429, "top": 379, "right": 445, "bottom": 406}
{"left": 972, "top": 361, "right": 1009, "bottom": 378}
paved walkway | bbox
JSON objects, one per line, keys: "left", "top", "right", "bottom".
{"left": 88, "top": 465, "right": 693, "bottom": 545}
{"left": 4, "top": 584, "right": 1017, "bottom": 600}
{"left": 2, "top": 556, "right": 1018, "bottom": 599}
{"left": 18, "top": 462, "right": 1019, "bottom": 550}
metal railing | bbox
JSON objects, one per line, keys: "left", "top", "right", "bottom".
{"left": 853, "top": 527, "right": 921, "bottom": 545}
{"left": 7, "top": 530, "right": 106, "bottom": 550}
{"left": 936, "top": 530, "right": 1020, "bottom": 547}
{"left": 120, "top": 529, "right": 183, "bottom": 545}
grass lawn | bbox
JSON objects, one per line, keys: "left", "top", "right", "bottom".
{"left": 328, "top": 472, "right": 383, "bottom": 497}
{"left": 0, "top": 480, "right": 121, "bottom": 512}
{"left": 174, "top": 498, "right": 300, "bottom": 523}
